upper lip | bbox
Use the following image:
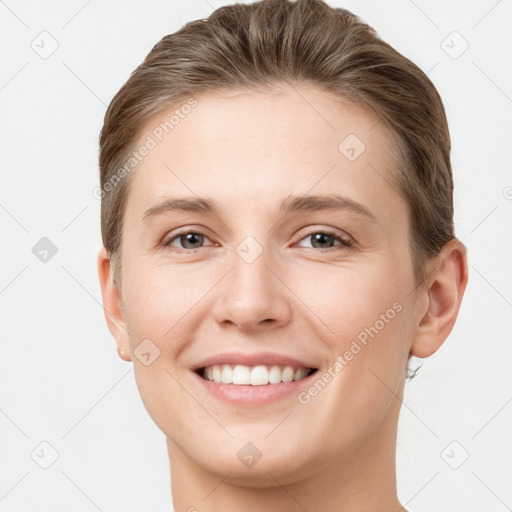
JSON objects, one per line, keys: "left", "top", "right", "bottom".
{"left": 191, "top": 352, "right": 318, "bottom": 371}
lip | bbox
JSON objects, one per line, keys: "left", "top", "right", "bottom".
{"left": 190, "top": 351, "right": 317, "bottom": 371}
{"left": 191, "top": 367, "right": 319, "bottom": 406}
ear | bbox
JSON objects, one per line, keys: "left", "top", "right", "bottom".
{"left": 97, "top": 246, "right": 132, "bottom": 362}
{"left": 410, "top": 238, "right": 468, "bottom": 358}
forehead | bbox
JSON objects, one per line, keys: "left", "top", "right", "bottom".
{"left": 125, "top": 83, "right": 405, "bottom": 223}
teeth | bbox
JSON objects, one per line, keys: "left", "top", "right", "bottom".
{"left": 201, "top": 364, "right": 313, "bottom": 385}
{"left": 281, "top": 366, "right": 294, "bottom": 383}
{"left": 293, "top": 368, "right": 309, "bottom": 381}
{"left": 221, "top": 364, "right": 233, "bottom": 383}
{"left": 269, "top": 365, "right": 282, "bottom": 384}
{"left": 250, "top": 365, "right": 268, "bottom": 386}
{"left": 233, "top": 364, "right": 251, "bottom": 385}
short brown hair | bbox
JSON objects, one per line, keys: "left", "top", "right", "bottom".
{"left": 99, "top": 0, "right": 454, "bottom": 288}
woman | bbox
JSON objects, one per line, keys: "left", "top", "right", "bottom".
{"left": 97, "top": 0, "right": 468, "bottom": 510}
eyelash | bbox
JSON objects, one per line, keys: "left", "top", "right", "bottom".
{"left": 161, "top": 228, "right": 354, "bottom": 252}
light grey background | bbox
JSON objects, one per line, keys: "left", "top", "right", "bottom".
{"left": 1, "top": 0, "right": 511, "bottom": 511}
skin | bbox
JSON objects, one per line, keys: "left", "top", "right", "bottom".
{"left": 98, "top": 82, "right": 468, "bottom": 512}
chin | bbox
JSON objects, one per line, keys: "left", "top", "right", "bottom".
{"left": 186, "top": 434, "right": 317, "bottom": 486}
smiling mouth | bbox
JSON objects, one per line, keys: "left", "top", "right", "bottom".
{"left": 196, "top": 364, "right": 318, "bottom": 385}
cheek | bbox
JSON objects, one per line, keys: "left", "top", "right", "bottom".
{"left": 121, "top": 258, "right": 196, "bottom": 341}
{"left": 292, "top": 255, "right": 410, "bottom": 345}
{"left": 119, "top": 239, "right": 416, "bottom": 456}
{"left": 119, "top": 262, "right": 217, "bottom": 436}
{"left": 293, "top": 260, "right": 413, "bottom": 424}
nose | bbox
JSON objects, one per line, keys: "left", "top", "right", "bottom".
{"left": 211, "top": 244, "right": 292, "bottom": 332}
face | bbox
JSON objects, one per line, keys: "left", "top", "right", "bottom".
{"left": 113, "top": 83, "right": 424, "bottom": 485}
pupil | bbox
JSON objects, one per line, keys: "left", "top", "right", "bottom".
{"left": 313, "top": 233, "right": 332, "bottom": 248}
{"left": 182, "top": 233, "right": 202, "bottom": 248}
{"left": 179, "top": 233, "right": 335, "bottom": 249}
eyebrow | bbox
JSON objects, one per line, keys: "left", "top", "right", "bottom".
{"left": 142, "top": 194, "right": 376, "bottom": 223}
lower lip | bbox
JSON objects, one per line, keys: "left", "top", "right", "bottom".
{"left": 191, "top": 370, "right": 318, "bottom": 406}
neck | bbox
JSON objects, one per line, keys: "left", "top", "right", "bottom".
{"left": 167, "top": 400, "right": 406, "bottom": 512}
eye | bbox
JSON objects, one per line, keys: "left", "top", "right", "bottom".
{"left": 295, "top": 229, "right": 354, "bottom": 250}
{"left": 162, "top": 228, "right": 354, "bottom": 252}
{"left": 162, "top": 230, "right": 215, "bottom": 251}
